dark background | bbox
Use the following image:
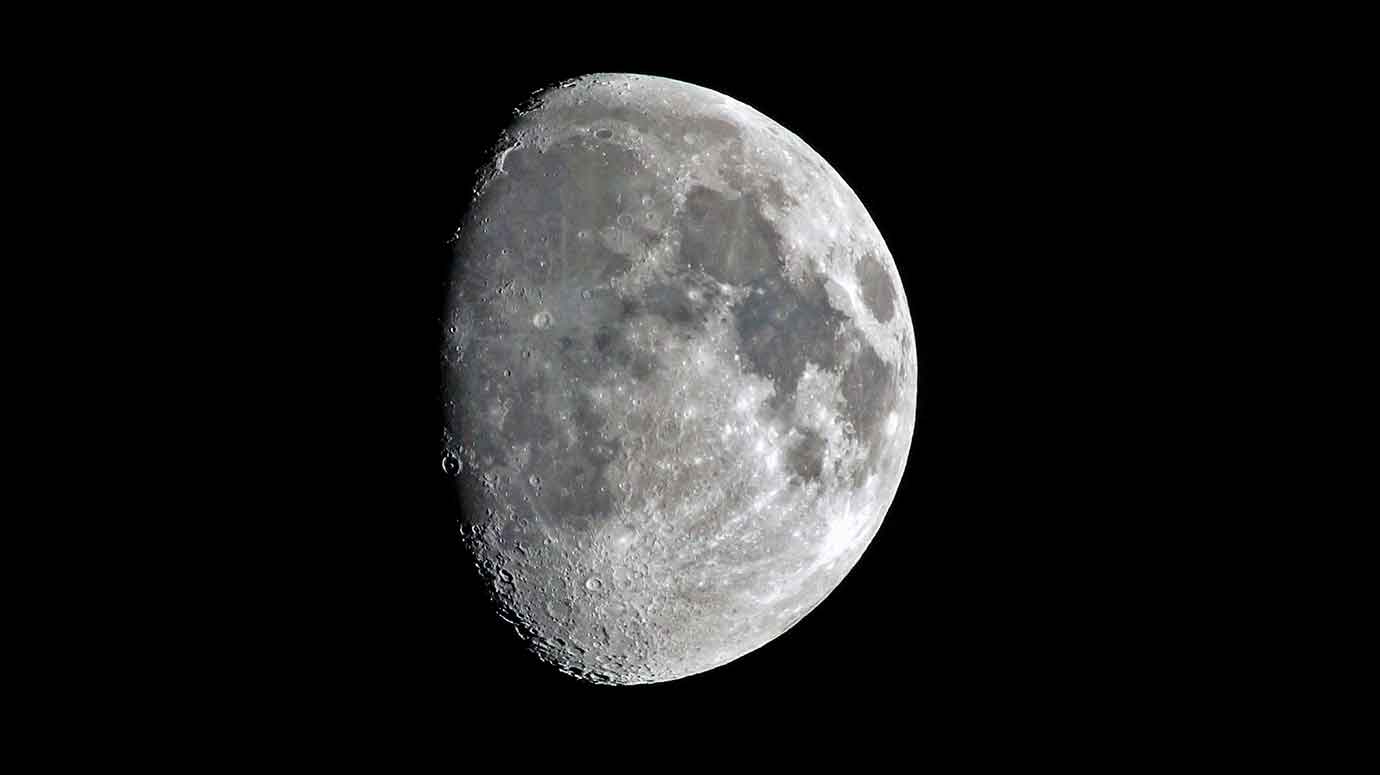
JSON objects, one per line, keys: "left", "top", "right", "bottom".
{"left": 279, "top": 44, "right": 1183, "bottom": 731}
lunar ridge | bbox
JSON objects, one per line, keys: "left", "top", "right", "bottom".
{"left": 442, "top": 73, "right": 917, "bottom": 684}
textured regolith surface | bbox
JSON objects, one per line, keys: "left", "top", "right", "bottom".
{"left": 441, "top": 74, "right": 917, "bottom": 684}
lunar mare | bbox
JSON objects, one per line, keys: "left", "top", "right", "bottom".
{"left": 442, "top": 73, "right": 917, "bottom": 684}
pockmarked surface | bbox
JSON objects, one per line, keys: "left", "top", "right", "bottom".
{"left": 442, "top": 74, "right": 917, "bottom": 684}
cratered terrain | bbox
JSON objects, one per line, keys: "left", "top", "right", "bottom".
{"left": 441, "top": 73, "right": 917, "bottom": 685}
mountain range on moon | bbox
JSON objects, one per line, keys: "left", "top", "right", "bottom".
{"left": 441, "top": 73, "right": 917, "bottom": 685}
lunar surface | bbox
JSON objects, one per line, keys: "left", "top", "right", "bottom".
{"left": 441, "top": 73, "right": 917, "bottom": 684}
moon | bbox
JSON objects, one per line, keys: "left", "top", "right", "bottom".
{"left": 442, "top": 73, "right": 917, "bottom": 685}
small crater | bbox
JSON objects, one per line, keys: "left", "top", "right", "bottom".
{"left": 594, "top": 128, "right": 613, "bottom": 140}
{"left": 585, "top": 576, "right": 604, "bottom": 591}
{"left": 533, "top": 311, "right": 552, "bottom": 329}
{"left": 529, "top": 474, "right": 541, "bottom": 488}
{"left": 441, "top": 452, "right": 462, "bottom": 475}
{"left": 582, "top": 288, "right": 593, "bottom": 299}
{"left": 616, "top": 213, "right": 634, "bottom": 228}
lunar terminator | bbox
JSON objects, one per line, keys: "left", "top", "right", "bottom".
{"left": 442, "top": 73, "right": 917, "bottom": 684}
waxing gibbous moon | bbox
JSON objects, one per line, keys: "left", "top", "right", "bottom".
{"left": 442, "top": 73, "right": 917, "bottom": 685}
